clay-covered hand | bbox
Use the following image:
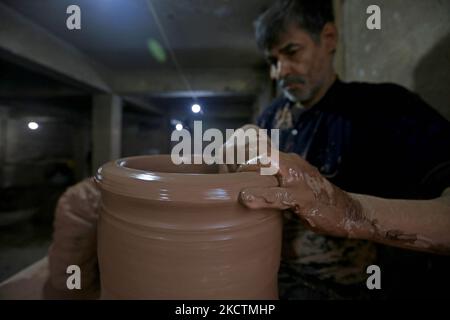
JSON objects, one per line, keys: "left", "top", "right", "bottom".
{"left": 46, "top": 177, "right": 101, "bottom": 299}
{"left": 239, "top": 152, "right": 371, "bottom": 239}
{"left": 219, "top": 124, "right": 273, "bottom": 173}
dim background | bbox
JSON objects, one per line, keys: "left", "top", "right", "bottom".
{"left": 0, "top": 0, "right": 449, "bottom": 282}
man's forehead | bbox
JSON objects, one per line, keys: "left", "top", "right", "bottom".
{"left": 265, "top": 42, "right": 302, "bottom": 60}
{"left": 265, "top": 26, "right": 313, "bottom": 56}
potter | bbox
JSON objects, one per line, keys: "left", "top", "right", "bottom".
{"left": 249, "top": 0, "right": 450, "bottom": 299}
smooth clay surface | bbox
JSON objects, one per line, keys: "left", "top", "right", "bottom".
{"left": 96, "top": 155, "right": 283, "bottom": 299}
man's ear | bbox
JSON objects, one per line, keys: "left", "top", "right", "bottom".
{"left": 321, "top": 22, "right": 338, "bottom": 54}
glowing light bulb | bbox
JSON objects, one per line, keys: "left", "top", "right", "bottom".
{"left": 28, "top": 122, "right": 39, "bottom": 130}
{"left": 191, "top": 104, "right": 201, "bottom": 113}
{"left": 175, "top": 123, "right": 183, "bottom": 131}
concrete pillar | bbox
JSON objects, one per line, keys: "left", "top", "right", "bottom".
{"left": 92, "top": 94, "right": 122, "bottom": 174}
{"left": 73, "top": 120, "right": 90, "bottom": 181}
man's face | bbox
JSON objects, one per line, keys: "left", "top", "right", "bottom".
{"left": 265, "top": 23, "right": 336, "bottom": 106}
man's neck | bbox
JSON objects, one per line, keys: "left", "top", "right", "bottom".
{"left": 302, "top": 73, "right": 337, "bottom": 109}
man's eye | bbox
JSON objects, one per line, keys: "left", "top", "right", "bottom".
{"left": 286, "top": 49, "right": 298, "bottom": 56}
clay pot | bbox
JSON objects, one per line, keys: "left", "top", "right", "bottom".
{"left": 95, "top": 155, "right": 282, "bottom": 299}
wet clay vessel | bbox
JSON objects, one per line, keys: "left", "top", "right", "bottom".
{"left": 95, "top": 155, "right": 282, "bottom": 299}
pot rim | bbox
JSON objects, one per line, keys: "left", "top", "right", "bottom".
{"left": 95, "top": 155, "right": 278, "bottom": 203}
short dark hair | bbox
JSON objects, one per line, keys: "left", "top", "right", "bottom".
{"left": 255, "top": 0, "right": 335, "bottom": 50}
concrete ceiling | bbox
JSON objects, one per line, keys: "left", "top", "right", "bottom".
{"left": 0, "top": 59, "right": 87, "bottom": 98}
{"left": 1, "top": 0, "right": 272, "bottom": 71}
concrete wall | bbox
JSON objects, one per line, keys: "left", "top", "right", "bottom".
{"left": 340, "top": 0, "right": 450, "bottom": 120}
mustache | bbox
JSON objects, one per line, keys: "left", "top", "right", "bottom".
{"left": 279, "top": 76, "right": 306, "bottom": 89}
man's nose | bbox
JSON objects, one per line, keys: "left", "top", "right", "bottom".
{"left": 271, "top": 60, "right": 291, "bottom": 80}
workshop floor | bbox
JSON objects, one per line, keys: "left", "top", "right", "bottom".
{"left": 0, "top": 220, "right": 52, "bottom": 283}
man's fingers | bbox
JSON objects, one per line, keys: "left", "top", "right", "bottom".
{"left": 236, "top": 153, "right": 279, "bottom": 174}
{"left": 275, "top": 153, "right": 317, "bottom": 187}
{"left": 239, "top": 187, "right": 296, "bottom": 210}
{"left": 236, "top": 163, "right": 261, "bottom": 173}
{"left": 220, "top": 124, "right": 277, "bottom": 174}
